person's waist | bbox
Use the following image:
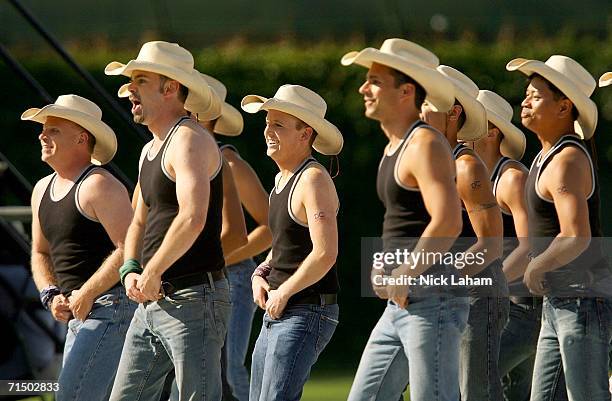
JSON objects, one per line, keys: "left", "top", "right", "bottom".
{"left": 288, "top": 292, "right": 338, "bottom": 306}
{"left": 510, "top": 296, "right": 543, "bottom": 306}
{"left": 162, "top": 271, "right": 225, "bottom": 294}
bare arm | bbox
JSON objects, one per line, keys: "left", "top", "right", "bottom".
{"left": 456, "top": 154, "right": 503, "bottom": 276}
{"left": 221, "top": 157, "right": 248, "bottom": 256}
{"left": 497, "top": 166, "right": 530, "bottom": 282}
{"left": 222, "top": 149, "right": 272, "bottom": 265}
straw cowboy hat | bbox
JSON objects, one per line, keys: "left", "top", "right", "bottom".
{"left": 21, "top": 94, "right": 117, "bottom": 165}
{"left": 117, "top": 72, "right": 244, "bottom": 136}
{"left": 477, "top": 90, "right": 526, "bottom": 160}
{"left": 437, "top": 65, "right": 487, "bottom": 141}
{"left": 241, "top": 84, "right": 343, "bottom": 155}
{"left": 506, "top": 55, "right": 598, "bottom": 139}
{"left": 340, "top": 38, "right": 454, "bottom": 112}
{"left": 599, "top": 72, "right": 612, "bottom": 88}
{"left": 104, "top": 41, "right": 222, "bottom": 120}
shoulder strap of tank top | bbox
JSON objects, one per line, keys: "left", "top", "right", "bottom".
{"left": 287, "top": 157, "right": 319, "bottom": 227}
{"left": 159, "top": 115, "right": 195, "bottom": 181}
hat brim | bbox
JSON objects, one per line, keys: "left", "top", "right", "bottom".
{"left": 21, "top": 104, "right": 117, "bottom": 165}
{"left": 105, "top": 60, "right": 222, "bottom": 121}
{"left": 451, "top": 85, "right": 488, "bottom": 142}
{"left": 341, "top": 48, "right": 454, "bottom": 113}
{"left": 241, "top": 96, "right": 343, "bottom": 155}
{"left": 506, "top": 58, "right": 598, "bottom": 140}
{"left": 118, "top": 83, "right": 243, "bottom": 136}
{"left": 485, "top": 109, "right": 526, "bottom": 160}
{"left": 599, "top": 72, "right": 612, "bottom": 88}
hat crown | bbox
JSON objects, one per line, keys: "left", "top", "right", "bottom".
{"left": 379, "top": 38, "right": 439, "bottom": 69}
{"left": 477, "top": 90, "right": 513, "bottom": 121}
{"left": 545, "top": 55, "right": 596, "bottom": 97}
{"left": 274, "top": 85, "right": 327, "bottom": 118}
{"left": 55, "top": 94, "right": 103, "bottom": 120}
{"left": 438, "top": 65, "right": 479, "bottom": 97}
{"left": 200, "top": 73, "right": 227, "bottom": 101}
{"left": 136, "top": 41, "right": 194, "bottom": 73}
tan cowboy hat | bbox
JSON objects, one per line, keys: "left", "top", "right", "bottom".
{"left": 341, "top": 38, "right": 454, "bottom": 112}
{"left": 477, "top": 90, "right": 526, "bottom": 160}
{"left": 599, "top": 72, "right": 612, "bottom": 88}
{"left": 241, "top": 84, "right": 343, "bottom": 155}
{"left": 437, "top": 65, "right": 487, "bottom": 141}
{"left": 506, "top": 55, "right": 598, "bottom": 139}
{"left": 117, "top": 73, "right": 244, "bottom": 136}
{"left": 21, "top": 94, "right": 117, "bottom": 165}
{"left": 104, "top": 41, "right": 222, "bottom": 120}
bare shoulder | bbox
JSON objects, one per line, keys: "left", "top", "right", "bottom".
{"left": 549, "top": 145, "right": 590, "bottom": 173}
{"left": 456, "top": 152, "right": 488, "bottom": 182}
{"left": 222, "top": 147, "right": 247, "bottom": 168}
{"left": 80, "top": 168, "right": 128, "bottom": 198}
{"left": 499, "top": 163, "right": 528, "bottom": 190}
{"left": 31, "top": 174, "right": 54, "bottom": 206}
{"left": 301, "top": 163, "right": 334, "bottom": 188}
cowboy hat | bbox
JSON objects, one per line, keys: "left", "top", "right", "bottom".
{"left": 340, "top": 38, "right": 454, "bottom": 112}
{"left": 104, "top": 41, "right": 222, "bottom": 120}
{"left": 506, "top": 55, "right": 597, "bottom": 139}
{"left": 599, "top": 72, "right": 612, "bottom": 88}
{"left": 241, "top": 84, "right": 343, "bottom": 155}
{"left": 437, "top": 65, "right": 487, "bottom": 141}
{"left": 117, "top": 72, "right": 244, "bottom": 136}
{"left": 21, "top": 94, "right": 117, "bottom": 165}
{"left": 477, "top": 90, "right": 526, "bottom": 160}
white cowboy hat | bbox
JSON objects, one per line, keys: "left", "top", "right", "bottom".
{"left": 506, "top": 55, "right": 598, "bottom": 139}
{"left": 477, "top": 90, "right": 526, "bottom": 160}
{"left": 21, "top": 94, "right": 117, "bottom": 165}
{"left": 340, "top": 38, "right": 454, "bottom": 112}
{"left": 599, "top": 72, "right": 612, "bottom": 88}
{"left": 117, "top": 72, "right": 244, "bottom": 136}
{"left": 437, "top": 65, "right": 487, "bottom": 141}
{"left": 241, "top": 84, "right": 343, "bottom": 155}
{"left": 104, "top": 41, "right": 222, "bottom": 120}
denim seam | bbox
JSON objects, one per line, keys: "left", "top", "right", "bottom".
{"left": 433, "top": 299, "right": 442, "bottom": 401}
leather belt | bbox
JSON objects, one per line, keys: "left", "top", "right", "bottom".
{"left": 162, "top": 271, "right": 225, "bottom": 295}
{"left": 289, "top": 293, "right": 337, "bottom": 306}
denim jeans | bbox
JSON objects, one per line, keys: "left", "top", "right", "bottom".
{"left": 531, "top": 297, "right": 612, "bottom": 401}
{"left": 460, "top": 262, "right": 510, "bottom": 401}
{"left": 57, "top": 286, "right": 136, "bottom": 401}
{"left": 223, "top": 259, "right": 258, "bottom": 401}
{"left": 249, "top": 303, "right": 339, "bottom": 401}
{"left": 348, "top": 296, "right": 470, "bottom": 401}
{"left": 109, "top": 278, "right": 231, "bottom": 401}
{"left": 499, "top": 298, "right": 544, "bottom": 401}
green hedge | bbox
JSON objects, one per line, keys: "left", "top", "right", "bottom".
{"left": 2, "top": 39, "right": 611, "bottom": 368}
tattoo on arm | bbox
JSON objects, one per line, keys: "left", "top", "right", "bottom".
{"left": 556, "top": 185, "right": 569, "bottom": 195}
{"left": 468, "top": 202, "right": 498, "bottom": 213}
{"left": 313, "top": 211, "right": 326, "bottom": 222}
{"left": 470, "top": 180, "right": 481, "bottom": 190}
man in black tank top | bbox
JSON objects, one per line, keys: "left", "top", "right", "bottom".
{"left": 507, "top": 55, "right": 611, "bottom": 401}
{"left": 241, "top": 84, "right": 342, "bottom": 401}
{"left": 104, "top": 41, "right": 232, "bottom": 401}
{"left": 343, "top": 39, "right": 471, "bottom": 401}
{"left": 474, "top": 89, "right": 548, "bottom": 401}
{"left": 422, "top": 66, "right": 509, "bottom": 401}
{"left": 23, "top": 94, "right": 135, "bottom": 401}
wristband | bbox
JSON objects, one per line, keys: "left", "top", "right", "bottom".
{"left": 251, "top": 262, "right": 271, "bottom": 282}
{"left": 119, "top": 259, "right": 143, "bottom": 287}
{"left": 40, "top": 285, "right": 61, "bottom": 310}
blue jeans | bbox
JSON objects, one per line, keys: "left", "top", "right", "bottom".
{"left": 249, "top": 303, "right": 339, "bottom": 401}
{"left": 348, "top": 296, "right": 470, "bottom": 401}
{"left": 460, "top": 263, "right": 510, "bottom": 401}
{"left": 223, "top": 259, "right": 258, "bottom": 401}
{"left": 57, "top": 286, "right": 136, "bottom": 401}
{"left": 109, "top": 278, "right": 231, "bottom": 401}
{"left": 531, "top": 297, "right": 612, "bottom": 401}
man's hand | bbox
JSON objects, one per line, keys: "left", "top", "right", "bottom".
{"left": 524, "top": 265, "right": 548, "bottom": 296}
{"left": 252, "top": 276, "right": 269, "bottom": 310}
{"left": 125, "top": 272, "right": 147, "bottom": 303}
{"left": 266, "top": 288, "right": 290, "bottom": 320}
{"left": 137, "top": 269, "right": 163, "bottom": 301}
{"left": 387, "top": 267, "right": 409, "bottom": 308}
{"left": 50, "top": 294, "right": 72, "bottom": 323}
{"left": 68, "top": 289, "right": 95, "bottom": 321}
{"left": 371, "top": 268, "right": 389, "bottom": 299}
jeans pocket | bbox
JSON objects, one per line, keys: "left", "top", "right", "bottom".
{"left": 212, "top": 299, "right": 232, "bottom": 340}
{"left": 316, "top": 313, "right": 339, "bottom": 354}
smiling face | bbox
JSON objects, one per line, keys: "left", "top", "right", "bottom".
{"left": 264, "top": 109, "right": 311, "bottom": 163}
{"left": 358, "top": 63, "right": 406, "bottom": 122}
{"left": 38, "top": 116, "right": 86, "bottom": 164}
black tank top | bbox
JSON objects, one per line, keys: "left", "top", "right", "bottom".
{"left": 140, "top": 117, "right": 225, "bottom": 280}
{"left": 453, "top": 143, "right": 477, "bottom": 240}
{"left": 490, "top": 156, "right": 520, "bottom": 239}
{"left": 267, "top": 157, "right": 339, "bottom": 296}
{"left": 526, "top": 135, "right": 608, "bottom": 292}
{"left": 376, "top": 120, "right": 432, "bottom": 250}
{"left": 38, "top": 165, "right": 116, "bottom": 293}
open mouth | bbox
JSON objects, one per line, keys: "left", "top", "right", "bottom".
{"left": 130, "top": 98, "right": 142, "bottom": 113}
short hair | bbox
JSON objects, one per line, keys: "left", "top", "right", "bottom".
{"left": 388, "top": 69, "right": 427, "bottom": 109}
{"left": 455, "top": 99, "right": 466, "bottom": 130}
{"left": 295, "top": 119, "right": 318, "bottom": 146}
{"left": 527, "top": 74, "right": 579, "bottom": 121}
{"left": 85, "top": 131, "right": 96, "bottom": 154}
{"left": 159, "top": 75, "right": 189, "bottom": 103}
